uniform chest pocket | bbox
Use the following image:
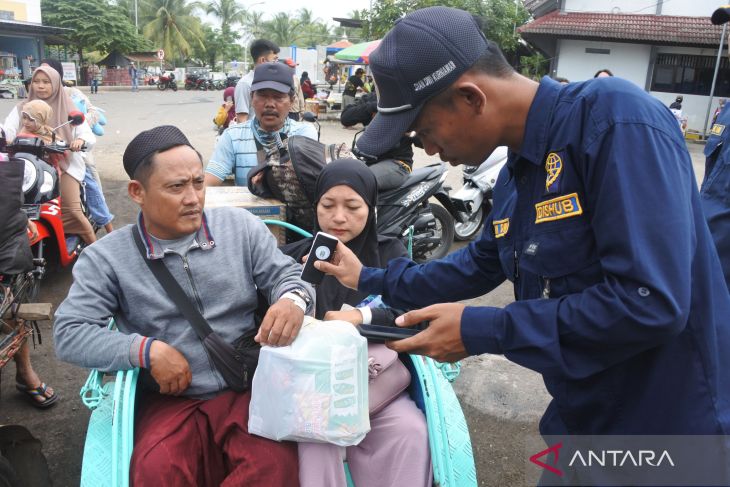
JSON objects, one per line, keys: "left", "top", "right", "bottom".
{"left": 519, "top": 223, "right": 602, "bottom": 297}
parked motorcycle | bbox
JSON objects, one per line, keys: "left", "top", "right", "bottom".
{"left": 449, "top": 146, "right": 508, "bottom": 241}
{"left": 225, "top": 75, "right": 241, "bottom": 88}
{"left": 1, "top": 112, "right": 95, "bottom": 272}
{"left": 157, "top": 72, "right": 177, "bottom": 91}
{"left": 377, "top": 163, "right": 455, "bottom": 262}
{"left": 184, "top": 74, "right": 214, "bottom": 91}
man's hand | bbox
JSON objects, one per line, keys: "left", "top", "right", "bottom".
{"left": 313, "top": 241, "right": 363, "bottom": 290}
{"left": 149, "top": 341, "right": 192, "bottom": 395}
{"left": 387, "top": 303, "right": 469, "bottom": 363}
{"left": 26, "top": 220, "right": 38, "bottom": 241}
{"left": 69, "top": 138, "right": 85, "bottom": 151}
{"left": 255, "top": 298, "right": 304, "bottom": 347}
{"left": 324, "top": 309, "right": 362, "bottom": 325}
{"left": 251, "top": 172, "right": 264, "bottom": 185}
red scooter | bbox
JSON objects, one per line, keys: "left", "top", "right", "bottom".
{"left": 0, "top": 112, "right": 94, "bottom": 277}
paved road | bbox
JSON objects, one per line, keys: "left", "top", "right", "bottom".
{"left": 0, "top": 90, "right": 708, "bottom": 486}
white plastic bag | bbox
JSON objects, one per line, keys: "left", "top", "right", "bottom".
{"left": 248, "top": 317, "right": 370, "bottom": 446}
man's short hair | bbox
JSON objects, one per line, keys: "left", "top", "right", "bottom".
{"left": 250, "top": 39, "right": 280, "bottom": 62}
{"left": 467, "top": 41, "right": 514, "bottom": 78}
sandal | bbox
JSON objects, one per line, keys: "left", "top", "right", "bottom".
{"left": 16, "top": 380, "right": 59, "bottom": 409}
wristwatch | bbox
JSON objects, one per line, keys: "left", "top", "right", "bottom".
{"left": 282, "top": 288, "right": 312, "bottom": 312}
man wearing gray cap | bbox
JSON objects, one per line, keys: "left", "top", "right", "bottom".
{"left": 318, "top": 5, "right": 730, "bottom": 471}
{"left": 54, "top": 125, "right": 314, "bottom": 485}
{"left": 206, "top": 62, "right": 317, "bottom": 187}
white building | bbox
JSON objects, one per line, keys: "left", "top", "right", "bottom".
{"left": 519, "top": 0, "right": 728, "bottom": 134}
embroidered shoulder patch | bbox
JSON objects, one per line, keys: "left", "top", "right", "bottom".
{"left": 535, "top": 193, "right": 583, "bottom": 223}
{"left": 493, "top": 218, "right": 510, "bottom": 238}
{"left": 711, "top": 124, "right": 725, "bottom": 136}
{"left": 545, "top": 152, "right": 563, "bottom": 193}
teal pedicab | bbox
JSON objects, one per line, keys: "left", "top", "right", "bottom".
{"left": 78, "top": 221, "right": 477, "bottom": 487}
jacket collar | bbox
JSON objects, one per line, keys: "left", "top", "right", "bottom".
{"left": 136, "top": 212, "right": 216, "bottom": 260}
{"left": 509, "top": 76, "right": 561, "bottom": 168}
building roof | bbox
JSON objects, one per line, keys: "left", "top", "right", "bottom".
{"left": 518, "top": 11, "right": 725, "bottom": 47}
{"left": 0, "top": 19, "right": 72, "bottom": 44}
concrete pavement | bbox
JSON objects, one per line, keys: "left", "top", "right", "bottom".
{"left": 0, "top": 90, "right": 708, "bottom": 486}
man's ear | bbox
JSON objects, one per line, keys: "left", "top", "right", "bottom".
{"left": 128, "top": 180, "right": 145, "bottom": 205}
{"left": 455, "top": 82, "right": 487, "bottom": 116}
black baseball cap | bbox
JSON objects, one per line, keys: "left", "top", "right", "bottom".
{"left": 712, "top": 6, "right": 730, "bottom": 25}
{"left": 251, "top": 62, "right": 294, "bottom": 93}
{"left": 356, "top": 7, "right": 489, "bottom": 158}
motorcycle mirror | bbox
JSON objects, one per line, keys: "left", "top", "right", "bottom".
{"left": 302, "top": 111, "right": 317, "bottom": 123}
{"left": 68, "top": 111, "right": 85, "bottom": 126}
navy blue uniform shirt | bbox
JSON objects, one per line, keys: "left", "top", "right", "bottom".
{"left": 702, "top": 104, "right": 730, "bottom": 291}
{"left": 360, "top": 76, "right": 730, "bottom": 435}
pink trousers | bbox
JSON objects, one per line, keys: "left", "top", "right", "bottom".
{"left": 297, "top": 392, "right": 432, "bottom": 487}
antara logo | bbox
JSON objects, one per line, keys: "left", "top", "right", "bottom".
{"left": 568, "top": 449, "right": 675, "bottom": 468}
{"left": 530, "top": 442, "right": 564, "bottom": 476}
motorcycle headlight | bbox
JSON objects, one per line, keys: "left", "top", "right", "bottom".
{"left": 40, "top": 170, "right": 55, "bottom": 195}
{"left": 22, "top": 158, "right": 38, "bottom": 194}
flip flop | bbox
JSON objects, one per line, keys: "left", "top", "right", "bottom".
{"left": 17, "top": 382, "right": 59, "bottom": 409}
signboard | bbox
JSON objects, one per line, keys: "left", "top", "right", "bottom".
{"left": 61, "top": 62, "right": 76, "bottom": 81}
{"left": 157, "top": 49, "right": 165, "bottom": 60}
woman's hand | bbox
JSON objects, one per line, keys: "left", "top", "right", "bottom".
{"left": 324, "top": 309, "right": 363, "bottom": 325}
{"left": 69, "top": 138, "right": 85, "bottom": 151}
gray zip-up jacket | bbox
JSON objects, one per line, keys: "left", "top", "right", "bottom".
{"left": 54, "top": 207, "right": 315, "bottom": 398}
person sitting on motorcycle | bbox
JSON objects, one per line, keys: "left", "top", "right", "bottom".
{"left": 3, "top": 66, "right": 97, "bottom": 245}
{"left": 205, "top": 61, "right": 317, "bottom": 186}
{"left": 41, "top": 59, "right": 114, "bottom": 234}
{"left": 54, "top": 125, "right": 315, "bottom": 486}
{"left": 213, "top": 87, "right": 236, "bottom": 134}
{"left": 280, "top": 159, "right": 431, "bottom": 487}
{"left": 341, "top": 91, "right": 415, "bottom": 191}
{"left": 0, "top": 152, "right": 59, "bottom": 409}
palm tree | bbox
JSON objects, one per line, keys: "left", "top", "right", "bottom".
{"left": 193, "top": 0, "right": 247, "bottom": 35}
{"left": 263, "top": 12, "right": 302, "bottom": 47}
{"left": 141, "top": 0, "right": 204, "bottom": 63}
{"left": 243, "top": 10, "right": 266, "bottom": 39}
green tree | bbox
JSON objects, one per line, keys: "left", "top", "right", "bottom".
{"left": 297, "top": 9, "right": 337, "bottom": 47}
{"left": 364, "top": 0, "right": 528, "bottom": 55}
{"left": 192, "top": 23, "right": 242, "bottom": 67}
{"left": 140, "top": 0, "right": 204, "bottom": 64}
{"left": 262, "top": 12, "right": 302, "bottom": 47}
{"left": 42, "top": 0, "right": 149, "bottom": 64}
{"left": 192, "top": 0, "right": 247, "bottom": 35}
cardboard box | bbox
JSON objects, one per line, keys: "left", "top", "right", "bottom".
{"left": 205, "top": 186, "right": 287, "bottom": 245}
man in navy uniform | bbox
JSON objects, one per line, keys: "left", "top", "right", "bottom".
{"left": 319, "top": 5, "right": 730, "bottom": 445}
{"left": 702, "top": 5, "right": 730, "bottom": 291}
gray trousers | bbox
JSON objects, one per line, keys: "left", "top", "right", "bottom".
{"left": 369, "top": 159, "right": 410, "bottom": 191}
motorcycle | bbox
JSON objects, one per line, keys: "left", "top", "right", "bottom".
{"left": 225, "top": 75, "right": 241, "bottom": 88}
{"left": 449, "top": 146, "right": 508, "bottom": 241}
{"left": 1, "top": 112, "right": 95, "bottom": 273}
{"left": 157, "top": 72, "right": 177, "bottom": 91}
{"left": 184, "top": 73, "right": 208, "bottom": 91}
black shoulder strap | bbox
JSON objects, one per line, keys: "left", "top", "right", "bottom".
{"left": 132, "top": 226, "right": 214, "bottom": 340}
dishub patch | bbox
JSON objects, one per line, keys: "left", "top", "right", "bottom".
{"left": 535, "top": 193, "right": 583, "bottom": 224}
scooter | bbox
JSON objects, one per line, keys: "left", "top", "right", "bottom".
{"left": 157, "top": 72, "right": 177, "bottom": 91}
{"left": 449, "top": 146, "right": 508, "bottom": 240}
{"left": 377, "top": 163, "right": 455, "bottom": 262}
{"left": 1, "top": 112, "right": 95, "bottom": 273}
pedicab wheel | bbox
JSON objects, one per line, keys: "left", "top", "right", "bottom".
{"left": 157, "top": 82, "right": 166, "bottom": 91}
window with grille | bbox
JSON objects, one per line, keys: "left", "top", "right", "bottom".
{"left": 651, "top": 53, "right": 730, "bottom": 97}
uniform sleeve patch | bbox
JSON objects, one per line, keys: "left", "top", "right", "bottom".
{"left": 493, "top": 218, "right": 510, "bottom": 238}
{"left": 545, "top": 152, "right": 563, "bottom": 193}
{"left": 535, "top": 193, "right": 583, "bottom": 223}
{"left": 711, "top": 124, "right": 725, "bottom": 136}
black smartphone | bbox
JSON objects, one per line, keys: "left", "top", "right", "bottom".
{"left": 300, "top": 231, "right": 339, "bottom": 284}
{"left": 358, "top": 324, "right": 420, "bottom": 342}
